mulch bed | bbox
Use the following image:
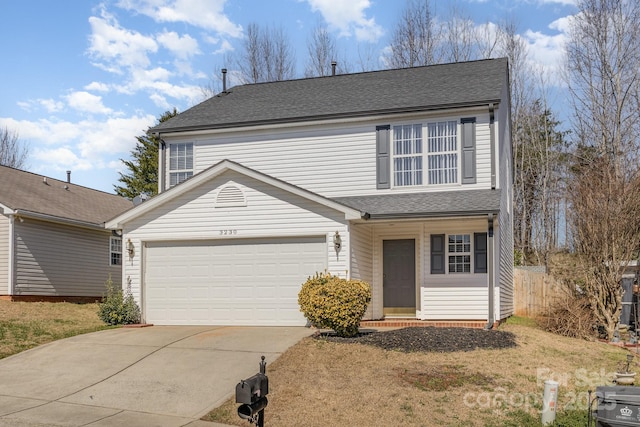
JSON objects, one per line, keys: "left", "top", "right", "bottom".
{"left": 314, "top": 327, "right": 518, "bottom": 353}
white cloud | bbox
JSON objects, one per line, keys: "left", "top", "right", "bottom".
{"left": 522, "top": 15, "right": 573, "bottom": 79}
{"left": 84, "top": 81, "right": 110, "bottom": 92}
{"left": 116, "top": 0, "right": 243, "bottom": 37}
{"left": 1, "top": 113, "right": 156, "bottom": 173}
{"left": 32, "top": 147, "right": 93, "bottom": 172}
{"left": 87, "top": 8, "right": 158, "bottom": 74}
{"left": 213, "top": 39, "right": 234, "bottom": 55}
{"left": 157, "top": 30, "right": 200, "bottom": 59}
{"left": 65, "top": 91, "right": 113, "bottom": 115}
{"left": 305, "top": 0, "right": 384, "bottom": 42}
{"left": 149, "top": 93, "right": 171, "bottom": 109}
{"left": 538, "top": 0, "right": 577, "bottom": 6}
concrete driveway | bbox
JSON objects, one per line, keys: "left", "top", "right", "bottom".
{"left": 0, "top": 325, "right": 312, "bottom": 426}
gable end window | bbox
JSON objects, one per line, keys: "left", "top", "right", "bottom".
{"left": 110, "top": 237, "right": 122, "bottom": 266}
{"left": 169, "top": 142, "right": 193, "bottom": 187}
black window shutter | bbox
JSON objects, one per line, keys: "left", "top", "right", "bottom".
{"left": 474, "top": 232, "right": 488, "bottom": 273}
{"left": 376, "top": 125, "right": 391, "bottom": 189}
{"left": 431, "top": 234, "right": 445, "bottom": 274}
{"left": 461, "top": 117, "right": 476, "bottom": 184}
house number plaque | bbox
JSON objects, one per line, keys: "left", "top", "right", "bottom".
{"left": 219, "top": 229, "right": 238, "bottom": 236}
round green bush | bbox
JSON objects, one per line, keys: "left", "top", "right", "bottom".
{"left": 298, "top": 272, "right": 371, "bottom": 337}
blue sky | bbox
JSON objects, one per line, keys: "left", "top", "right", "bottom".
{"left": 0, "top": 0, "right": 576, "bottom": 194}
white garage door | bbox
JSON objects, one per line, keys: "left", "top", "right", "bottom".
{"left": 144, "top": 236, "right": 327, "bottom": 325}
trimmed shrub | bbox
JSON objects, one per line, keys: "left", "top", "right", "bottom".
{"left": 298, "top": 272, "right": 371, "bottom": 338}
{"left": 98, "top": 275, "right": 141, "bottom": 325}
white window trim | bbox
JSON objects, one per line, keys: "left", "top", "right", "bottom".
{"left": 169, "top": 142, "right": 194, "bottom": 187}
{"left": 391, "top": 119, "right": 462, "bottom": 188}
{"left": 447, "top": 234, "right": 471, "bottom": 274}
{"left": 110, "top": 236, "right": 122, "bottom": 266}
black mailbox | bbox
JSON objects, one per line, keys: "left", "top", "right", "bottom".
{"left": 236, "top": 373, "right": 269, "bottom": 404}
{"left": 236, "top": 356, "right": 268, "bottom": 426}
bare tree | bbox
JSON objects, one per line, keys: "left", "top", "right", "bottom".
{"left": 236, "top": 23, "right": 296, "bottom": 84}
{"left": 384, "top": 0, "right": 443, "bottom": 68}
{"left": 565, "top": 0, "right": 640, "bottom": 177}
{"left": 0, "top": 126, "right": 29, "bottom": 169}
{"left": 305, "top": 25, "right": 335, "bottom": 77}
{"left": 442, "top": 3, "right": 475, "bottom": 62}
{"left": 568, "top": 157, "right": 640, "bottom": 340}
{"left": 563, "top": 0, "right": 640, "bottom": 339}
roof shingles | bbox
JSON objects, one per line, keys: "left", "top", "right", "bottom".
{"left": 0, "top": 166, "right": 133, "bottom": 225}
{"left": 153, "top": 58, "right": 508, "bottom": 133}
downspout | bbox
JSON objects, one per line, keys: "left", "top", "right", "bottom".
{"left": 7, "top": 215, "right": 15, "bottom": 296}
{"left": 489, "top": 103, "right": 496, "bottom": 190}
{"left": 485, "top": 213, "right": 495, "bottom": 329}
{"left": 158, "top": 137, "right": 166, "bottom": 193}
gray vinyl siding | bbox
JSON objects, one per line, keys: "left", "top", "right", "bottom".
{"left": 14, "top": 219, "right": 122, "bottom": 297}
{"left": 0, "top": 215, "right": 9, "bottom": 294}
{"left": 496, "top": 84, "right": 514, "bottom": 319}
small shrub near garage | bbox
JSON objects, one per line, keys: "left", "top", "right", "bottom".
{"left": 298, "top": 272, "right": 371, "bottom": 338}
{"left": 98, "top": 275, "right": 141, "bottom": 325}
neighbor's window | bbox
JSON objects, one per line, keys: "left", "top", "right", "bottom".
{"left": 392, "top": 124, "right": 423, "bottom": 186}
{"left": 448, "top": 234, "right": 470, "bottom": 273}
{"left": 427, "top": 121, "right": 458, "bottom": 185}
{"left": 169, "top": 142, "right": 193, "bottom": 187}
{"left": 110, "top": 237, "right": 122, "bottom": 266}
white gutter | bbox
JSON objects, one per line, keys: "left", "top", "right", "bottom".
{"left": 13, "top": 210, "right": 105, "bottom": 231}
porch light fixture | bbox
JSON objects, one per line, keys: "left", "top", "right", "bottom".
{"left": 333, "top": 231, "right": 342, "bottom": 253}
{"left": 127, "top": 238, "right": 135, "bottom": 258}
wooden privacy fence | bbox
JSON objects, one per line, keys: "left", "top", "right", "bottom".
{"left": 513, "top": 268, "right": 564, "bottom": 317}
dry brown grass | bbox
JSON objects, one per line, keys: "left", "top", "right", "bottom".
{"left": 204, "top": 320, "right": 631, "bottom": 426}
{"left": 0, "top": 300, "right": 110, "bottom": 359}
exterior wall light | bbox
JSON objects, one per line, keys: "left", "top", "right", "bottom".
{"left": 333, "top": 231, "right": 342, "bottom": 253}
{"left": 127, "top": 238, "right": 135, "bottom": 258}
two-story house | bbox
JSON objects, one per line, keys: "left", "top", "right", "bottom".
{"left": 106, "top": 58, "right": 513, "bottom": 327}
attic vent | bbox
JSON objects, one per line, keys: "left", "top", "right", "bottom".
{"left": 215, "top": 184, "right": 246, "bottom": 208}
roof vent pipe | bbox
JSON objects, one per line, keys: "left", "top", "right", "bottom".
{"left": 66, "top": 170, "right": 71, "bottom": 183}
{"left": 222, "top": 68, "right": 227, "bottom": 92}
{"left": 331, "top": 61, "right": 337, "bottom": 76}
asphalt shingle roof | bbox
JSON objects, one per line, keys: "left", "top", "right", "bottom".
{"left": 153, "top": 58, "right": 508, "bottom": 133}
{"left": 333, "top": 189, "right": 501, "bottom": 219}
{"left": 0, "top": 166, "right": 133, "bottom": 225}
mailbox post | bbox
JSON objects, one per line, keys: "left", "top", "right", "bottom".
{"left": 236, "top": 356, "right": 269, "bottom": 426}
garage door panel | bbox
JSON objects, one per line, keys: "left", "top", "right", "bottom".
{"left": 144, "top": 237, "right": 326, "bottom": 326}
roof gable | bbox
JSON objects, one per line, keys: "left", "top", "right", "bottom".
{"left": 0, "top": 166, "right": 133, "bottom": 226}
{"left": 153, "top": 58, "right": 508, "bottom": 134}
{"left": 106, "top": 160, "right": 363, "bottom": 228}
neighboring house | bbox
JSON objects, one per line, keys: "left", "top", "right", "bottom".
{"left": 106, "top": 58, "right": 513, "bottom": 327}
{"left": 0, "top": 166, "right": 133, "bottom": 301}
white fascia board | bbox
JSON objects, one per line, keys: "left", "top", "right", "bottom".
{"left": 105, "top": 160, "right": 363, "bottom": 228}
{"left": 0, "top": 203, "right": 15, "bottom": 215}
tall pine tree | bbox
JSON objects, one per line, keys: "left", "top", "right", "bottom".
{"left": 114, "top": 108, "right": 178, "bottom": 199}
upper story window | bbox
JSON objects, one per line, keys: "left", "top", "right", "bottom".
{"left": 110, "top": 237, "right": 122, "bottom": 266}
{"left": 392, "top": 121, "right": 458, "bottom": 187}
{"left": 427, "top": 121, "right": 458, "bottom": 185}
{"left": 169, "top": 143, "right": 193, "bottom": 187}
{"left": 392, "top": 124, "right": 423, "bottom": 186}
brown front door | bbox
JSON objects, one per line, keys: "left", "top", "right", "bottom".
{"left": 383, "top": 239, "right": 416, "bottom": 316}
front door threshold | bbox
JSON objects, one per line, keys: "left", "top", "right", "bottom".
{"left": 384, "top": 307, "right": 416, "bottom": 318}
